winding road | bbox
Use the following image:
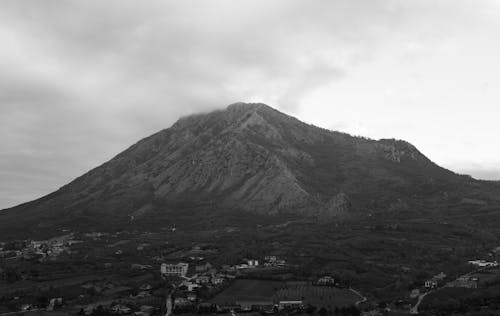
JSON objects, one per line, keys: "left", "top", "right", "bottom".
{"left": 409, "top": 265, "right": 493, "bottom": 314}
{"left": 350, "top": 288, "right": 367, "bottom": 307}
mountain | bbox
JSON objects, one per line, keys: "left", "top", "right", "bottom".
{"left": 2, "top": 102, "right": 500, "bottom": 237}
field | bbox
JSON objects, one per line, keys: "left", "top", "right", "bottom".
{"left": 210, "top": 279, "right": 358, "bottom": 309}
{"left": 211, "top": 279, "right": 284, "bottom": 305}
{"left": 276, "top": 285, "right": 359, "bottom": 308}
{"left": 471, "top": 266, "right": 500, "bottom": 286}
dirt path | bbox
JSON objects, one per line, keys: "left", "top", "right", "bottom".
{"left": 349, "top": 288, "right": 367, "bottom": 306}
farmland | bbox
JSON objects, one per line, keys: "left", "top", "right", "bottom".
{"left": 210, "top": 279, "right": 358, "bottom": 309}
{"left": 211, "top": 279, "right": 284, "bottom": 305}
{"left": 276, "top": 285, "right": 360, "bottom": 309}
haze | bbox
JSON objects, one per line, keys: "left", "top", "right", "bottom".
{"left": 1, "top": 0, "right": 500, "bottom": 209}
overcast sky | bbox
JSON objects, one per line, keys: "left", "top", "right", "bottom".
{"left": 1, "top": 0, "right": 500, "bottom": 209}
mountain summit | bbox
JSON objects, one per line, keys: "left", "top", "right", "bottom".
{"left": 1, "top": 103, "right": 497, "bottom": 236}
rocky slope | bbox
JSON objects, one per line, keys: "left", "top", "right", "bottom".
{"left": 2, "top": 103, "right": 498, "bottom": 235}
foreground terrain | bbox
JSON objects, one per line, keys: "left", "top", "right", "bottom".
{"left": 1, "top": 213, "right": 500, "bottom": 315}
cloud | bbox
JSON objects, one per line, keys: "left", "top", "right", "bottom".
{"left": 460, "top": 169, "right": 500, "bottom": 181}
{"left": 1, "top": 0, "right": 499, "bottom": 208}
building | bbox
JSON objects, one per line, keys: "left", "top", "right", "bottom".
{"left": 409, "top": 289, "right": 420, "bottom": 299}
{"left": 424, "top": 272, "right": 447, "bottom": 289}
{"left": 237, "top": 300, "right": 274, "bottom": 311}
{"left": 195, "top": 275, "right": 211, "bottom": 284}
{"left": 278, "top": 300, "right": 303, "bottom": 309}
{"left": 47, "top": 298, "right": 63, "bottom": 311}
{"left": 448, "top": 276, "right": 478, "bottom": 289}
{"left": 236, "top": 263, "right": 249, "bottom": 269}
{"left": 161, "top": 262, "right": 189, "bottom": 277}
{"left": 111, "top": 304, "right": 131, "bottom": 314}
{"left": 212, "top": 276, "right": 225, "bottom": 285}
{"left": 174, "top": 297, "right": 191, "bottom": 307}
{"left": 317, "top": 276, "right": 335, "bottom": 286}
{"left": 468, "top": 260, "right": 498, "bottom": 267}
{"left": 180, "top": 281, "right": 200, "bottom": 292}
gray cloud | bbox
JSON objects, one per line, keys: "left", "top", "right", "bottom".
{"left": 461, "top": 169, "right": 500, "bottom": 181}
{"left": 1, "top": 0, "right": 499, "bottom": 208}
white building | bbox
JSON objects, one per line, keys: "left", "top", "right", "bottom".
{"left": 468, "top": 260, "right": 498, "bottom": 267}
{"left": 181, "top": 281, "right": 200, "bottom": 291}
{"left": 161, "top": 262, "right": 189, "bottom": 277}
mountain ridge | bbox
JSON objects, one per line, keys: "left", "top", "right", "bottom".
{"left": 1, "top": 102, "right": 499, "bottom": 238}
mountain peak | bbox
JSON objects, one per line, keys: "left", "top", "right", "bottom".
{"left": 1, "top": 101, "right": 480, "bottom": 237}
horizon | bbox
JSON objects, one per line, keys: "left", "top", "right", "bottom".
{"left": 2, "top": 0, "right": 500, "bottom": 209}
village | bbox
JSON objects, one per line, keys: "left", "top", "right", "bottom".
{"left": 2, "top": 228, "right": 500, "bottom": 316}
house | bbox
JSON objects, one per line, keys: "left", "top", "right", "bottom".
{"left": 212, "top": 276, "right": 225, "bottom": 285}
{"left": 433, "top": 272, "right": 447, "bottom": 281}
{"left": 161, "top": 262, "right": 189, "bottom": 277}
{"left": 112, "top": 304, "right": 131, "bottom": 314}
{"left": 449, "top": 276, "right": 479, "bottom": 289}
{"left": 47, "top": 298, "right": 63, "bottom": 311}
{"left": 236, "top": 263, "right": 249, "bottom": 269}
{"left": 423, "top": 272, "right": 447, "bottom": 290}
{"left": 216, "top": 304, "right": 242, "bottom": 312}
{"left": 317, "top": 276, "right": 335, "bottom": 286}
{"left": 180, "top": 281, "right": 200, "bottom": 291}
{"left": 468, "top": 260, "right": 498, "bottom": 267}
{"left": 236, "top": 300, "right": 274, "bottom": 311}
{"left": 174, "top": 297, "right": 191, "bottom": 307}
{"left": 195, "top": 275, "right": 211, "bottom": 284}
{"left": 409, "top": 289, "right": 420, "bottom": 299}
{"left": 21, "top": 304, "right": 33, "bottom": 311}
{"left": 279, "top": 300, "right": 303, "bottom": 309}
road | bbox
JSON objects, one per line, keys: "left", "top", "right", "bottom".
{"left": 410, "top": 291, "right": 432, "bottom": 314}
{"left": 165, "top": 291, "right": 173, "bottom": 316}
{"left": 409, "top": 265, "right": 493, "bottom": 314}
{"left": 349, "top": 288, "right": 367, "bottom": 307}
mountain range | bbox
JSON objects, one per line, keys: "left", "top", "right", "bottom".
{"left": 2, "top": 103, "right": 499, "bottom": 238}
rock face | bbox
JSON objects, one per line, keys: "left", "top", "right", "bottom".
{"left": 321, "top": 193, "right": 352, "bottom": 218}
{"left": 1, "top": 102, "right": 488, "bottom": 231}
